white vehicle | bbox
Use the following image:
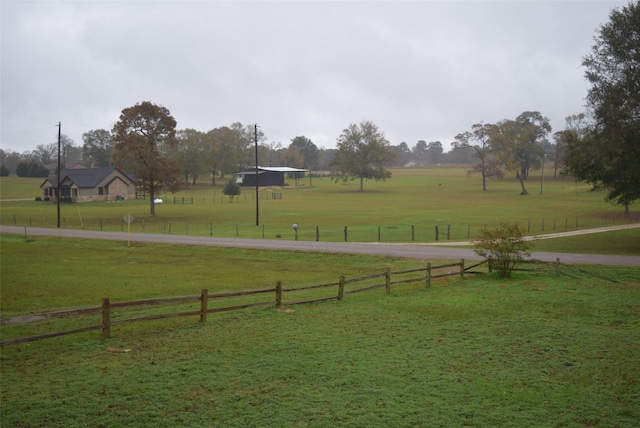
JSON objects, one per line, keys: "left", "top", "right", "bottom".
{"left": 154, "top": 198, "right": 163, "bottom": 204}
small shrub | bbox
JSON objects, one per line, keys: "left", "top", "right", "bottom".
{"left": 223, "top": 179, "right": 241, "bottom": 202}
{"left": 473, "top": 223, "right": 532, "bottom": 277}
{"left": 35, "top": 197, "right": 42, "bottom": 201}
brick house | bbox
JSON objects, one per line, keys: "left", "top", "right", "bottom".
{"left": 40, "top": 166, "right": 135, "bottom": 202}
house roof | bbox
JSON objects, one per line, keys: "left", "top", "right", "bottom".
{"left": 41, "top": 166, "right": 133, "bottom": 189}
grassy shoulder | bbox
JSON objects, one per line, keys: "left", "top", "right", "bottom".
{"left": 531, "top": 228, "right": 640, "bottom": 255}
{"left": 444, "top": 228, "right": 640, "bottom": 256}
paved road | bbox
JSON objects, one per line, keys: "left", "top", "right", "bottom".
{"left": 1, "top": 225, "right": 639, "bottom": 267}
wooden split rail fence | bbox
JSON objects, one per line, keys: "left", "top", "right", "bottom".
{"left": 3, "top": 258, "right": 593, "bottom": 347}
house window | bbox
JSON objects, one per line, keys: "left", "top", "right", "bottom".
{"left": 98, "top": 187, "right": 104, "bottom": 195}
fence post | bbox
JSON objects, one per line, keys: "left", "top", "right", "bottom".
{"left": 344, "top": 226, "right": 348, "bottom": 242}
{"left": 200, "top": 289, "right": 208, "bottom": 323}
{"left": 316, "top": 226, "right": 319, "bottom": 242}
{"left": 411, "top": 225, "right": 415, "bottom": 241}
{"left": 460, "top": 259, "right": 465, "bottom": 279}
{"left": 378, "top": 226, "right": 381, "bottom": 242}
{"left": 276, "top": 281, "right": 282, "bottom": 308}
{"left": 435, "top": 225, "right": 439, "bottom": 241}
{"left": 426, "top": 262, "right": 431, "bottom": 288}
{"left": 338, "top": 276, "right": 345, "bottom": 300}
{"left": 385, "top": 268, "right": 391, "bottom": 295}
{"left": 447, "top": 225, "right": 451, "bottom": 240}
{"left": 102, "top": 298, "right": 111, "bottom": 339}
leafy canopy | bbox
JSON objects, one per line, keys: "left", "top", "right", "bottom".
{"left": 329, "top": 120, "right": 395, "bottom": 191}
{"left": 563, "top": 2, "right": 640, "bottom": 211}
{"left": 111, "top": 101, "right": 182, "bottom": 216}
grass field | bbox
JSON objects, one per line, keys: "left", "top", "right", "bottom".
{"left": 1, "top": 168, "right": 637, "bottom": 244}
{"left": 1, "top": 235, "right": 639, "bottom": 427}
{"left": 2, "top": 169, "right": 639, "bottom": 427}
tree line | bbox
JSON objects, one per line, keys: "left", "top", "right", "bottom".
{"left": 0, "top": 122, "right": 478, "bottom": 179}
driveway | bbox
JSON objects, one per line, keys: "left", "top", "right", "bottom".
{"left": 1, "top": 225, "right": 639, "bottom": 267}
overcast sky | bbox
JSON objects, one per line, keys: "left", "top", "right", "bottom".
{"left": 0, "top": 0, "right": 627, "bottom": 154}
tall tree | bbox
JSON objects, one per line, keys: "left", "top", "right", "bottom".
{"left": 32, "top": 143, "right": 57, "bottom": 167}
{"left": 490, "top": 111, "right": 550, "bottom": 195}
{"left": 329, "top": 120, "right": 395, "bottom": 191}
{"left": 289, "top": 136, "right": 319, "bottom": 169}
{"left": 208, "top": 125, "right": 250, "bottom": 179}
{"left": 489, "top": 119, "right": 531, "bottom": 195}
{"left": 563, "top": 2, "right": 640, "bottom": 213}
{"left": 82, "top": 129, "right": 114, "bottom": 167}
{"left": 175, "top": 129, "right": 208, "bottom": 186}
{"left": 426, "top": 141, "right": 444, "bottom": 164}
{"left": 33, "top": 136, "right": 80, "bottom": 169}
{"left": 111, "top": 101, "right": 182, "bottom": 216}
{"left": 514, "top": 111, "right": 551, "bottom": 180}
{"left": 278, "top": 145, "right": 305, "bottom": 168}
{"left": 413, "top": 140, "right": 428, "bottom": 162}
{"left": 455, "top": 123, "right": 494, "bottom": 191}
{"left": 390, "top": 142, "right": 412, "bottom": 166}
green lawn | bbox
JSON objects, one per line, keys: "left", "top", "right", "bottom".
{"left": 1, "top": 169, "right": 637, "bottom": 245}
{"left": 2, "top": 169, "right": 639, "bottom": 427}
{"left": 1, "top": 235, "right": 639, "bottom": 427}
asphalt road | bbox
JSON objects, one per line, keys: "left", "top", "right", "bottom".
{"left": 2, "top": 225, "right": 639, "bottom": 267}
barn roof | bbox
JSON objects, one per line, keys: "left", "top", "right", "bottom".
{"left": 235, "top": 166, "right": 308, "bottom": 175}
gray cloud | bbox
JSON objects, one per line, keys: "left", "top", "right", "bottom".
{"left": 0, "top": 0, "right": 626, "bottom": 152}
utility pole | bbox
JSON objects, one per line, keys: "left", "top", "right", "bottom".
{"left": 255, "top": 123, "right": 259, "bottom": 226}
{"left": 540, "top": 153, "right": 545, "bottom": 195}
{"left": 57, "top": 122, "right": 61, "bottom": 228}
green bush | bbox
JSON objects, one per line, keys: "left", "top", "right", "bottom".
{"left": 473, "top": 223, "right": 532, "bottom": 277}
{"left": 223, "top": 178, "right": 241, "bottom": 202}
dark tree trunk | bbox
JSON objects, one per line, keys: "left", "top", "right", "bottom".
{"left": 149, "top": 181, "right": 156, "bottom": 216}
{"left": 516, "top": 172, "right": 529, "bottom": 195}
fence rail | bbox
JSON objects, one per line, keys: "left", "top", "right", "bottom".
{"left": 1, "top": 258, "right": 612, "bottom": 347}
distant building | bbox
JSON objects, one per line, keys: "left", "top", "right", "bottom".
{"left": 235, "top": 167, "right": 309, "bottom": 187}
{"left": 40, "top": 166, "right": 135, "bottom": 201}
